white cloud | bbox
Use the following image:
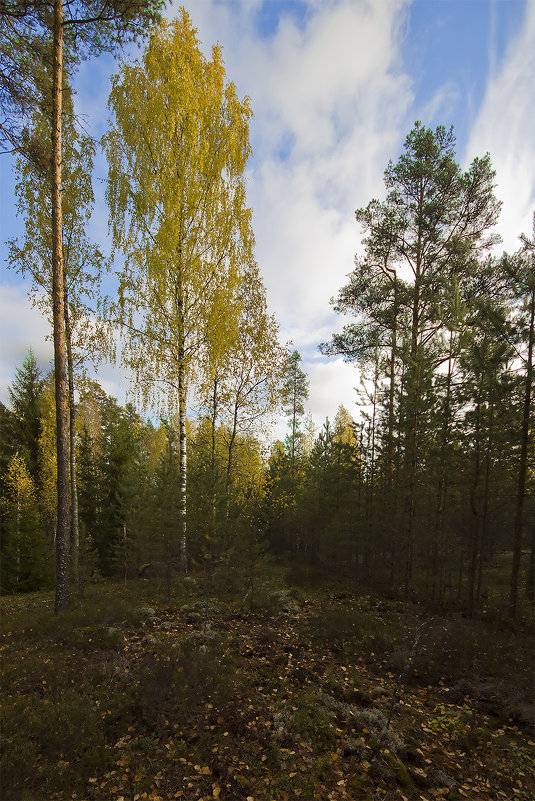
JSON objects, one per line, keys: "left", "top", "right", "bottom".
{"left": 6, "top": 0, "right": 529, "bottom": 438}
{"left": 137, "top": 0, "right": 414, "bottom": 429}
{"left": 0, "top": 285, "right": 54, "bottom": 403}
{"left": 465, "top": 0, "right": 535, "bottom": 252}
{"left": 2, "top": 0, "right": 530, "bottom": 444}
{"left": 0, "top": 0, "right": 414, "bottom": 433}
{"left": 0, "top": 283, "right": 136, "bottom": 408}
{"left": 307, "top": 356, "right": 360, "bottom": 425}
{"left": 417, "top": 80, "right": 462, "bottom": 128}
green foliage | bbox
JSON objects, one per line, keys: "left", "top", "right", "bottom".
{"left": 282, "top": 349, "right": 309, "bottom": 461}
{"left": 427, "top": 704, "right": 468, "bottom": 738}
{"left": 134, "top": 636, "right": 239, "bottom": 730}
{"left": 6, "top": 350, "right": 43, "bottom": 485}
{"left": 96, "top": 399, "right": 142, "bottom": 575}
{"left": 0, "top": 367, "right": 54, "bottom": 594}
{"left": 290, "top": 689, "right": 336, "bottom": 745}
{"left": 1, "top": 456, "right": 53, "bottom": 593}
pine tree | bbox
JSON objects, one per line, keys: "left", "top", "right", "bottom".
{"left": 326, "top": 122, "right": 502, "bottom": 592}
{"left": 502, "top": 219, "right": 535, "bottom": 618}
{"left": 1, "top": 0, "right": 164, "bottom": 612}
{"left": 282, "top": 350, "right": 309, "bottom": 472}
{"left": 281, "top": 349, "right": 309, "bottom": 551}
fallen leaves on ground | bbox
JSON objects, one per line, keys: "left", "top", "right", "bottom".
{"left": 1, "top": 580, "right": 533, "bottom": 801}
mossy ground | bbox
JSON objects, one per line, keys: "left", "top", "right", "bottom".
{"left": 1, "top": 567, "right": 533, "bottom": 801}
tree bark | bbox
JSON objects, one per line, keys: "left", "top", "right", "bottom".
{"left": 468, "top": 382, "right": 483, "bottom": 617}
{"left": 477, "top": 398, "right": 494, "bottom": 603}
{"left": 403, "top": 189, "right": 424, "bottom": 594}
{"left": 225, "top": 396, "right": 239, "bottom": 520}
{"left": 178, "top": 354, "right": 187, "bottom": 574}
{"left": 509, "top": 280, "right": 534, "bottom": 618}
{"left": 210, "top": 373, "right": 219, "bottom": 535}
{"left": 525, "top": 524, "right": 534, "bottom": 602}
{"left": 52, "top": 0, "right": 70, "bottom": 614}
{"left": 64, "top": 283, "right": 79, "bottom": 590}
{"left": 386, "top": 277, "right": 398, "bottom": 491}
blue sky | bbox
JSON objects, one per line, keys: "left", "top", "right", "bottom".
{"left": 1, "top": 0, "right": 534, "bottom": 434}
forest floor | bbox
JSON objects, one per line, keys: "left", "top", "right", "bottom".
{"left": 1, "top": 566, "right": 534, "bottom": 801}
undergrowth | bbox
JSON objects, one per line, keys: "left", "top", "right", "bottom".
{"left": 1, "top": 570, "right": 533, "bottom": 801}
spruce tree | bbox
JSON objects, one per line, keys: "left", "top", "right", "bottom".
{"left": 7, "top": 350, "right": 43, "bottom": 486}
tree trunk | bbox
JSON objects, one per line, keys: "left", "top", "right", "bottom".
{"left": 52, "top": 0, "right": 70, "bottom": 614}
{"left": 123, "top": 523, "right": 127, "bottom": 587}
{"left": 210, "top": 373, "right": 219, "bottom": 537}
{"left": 386, "top": 278, "right": 398, "bottom": 491}
{"left": 64, "top": 284, "right": 79, "bottom": 590}
{"left": 403, "top": 214, "right": 423, "bottom": 594}
{"left": 434, "top": 330, "right": 454, "bottom": 600}
{"left": 525, "top": 524, "right": 534, "bottom": 602}
{"left": 225, "top": 399, "right": 238, "bottom": 520}
{"left": 509, "top": 281, "right": 534, "bottom": 618}
{"left": 368, "top": 364, "right": 378, "bottom": 571}
{"left": 468, "top": 388, "right": 482, "bottom": 617}
{"left": 178, "top": 355, "right": 187, "bottom": 574}
{"left": 477, "top": 399, "right": 494, "bottom": 603}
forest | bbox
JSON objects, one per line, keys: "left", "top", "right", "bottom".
{"left": 0, "top": 3, "right": 534, "bottom": 801}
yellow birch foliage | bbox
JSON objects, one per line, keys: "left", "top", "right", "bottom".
{"left": 103, "top": 9, "right": 255, "bottom": 408}
{"left": 5, "top": 453, "right": 37, "bottom": 511}
{"left": 38, "top": 375, "right": 58, "bottom": 537}
{"left": 3, "top": 453, "right": 52, "bottom": 591}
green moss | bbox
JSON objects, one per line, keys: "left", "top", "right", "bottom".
{"left": 383, "top": 750, "right": 412, "bottom": 789}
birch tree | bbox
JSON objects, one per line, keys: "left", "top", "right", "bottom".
{"left": 199, "top": 263, "right": 284, "bottom": 514}
{"left": 104, "top": 11, "right": 255, "bottom": 574}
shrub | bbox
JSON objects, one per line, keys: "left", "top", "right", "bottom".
{"left": 303, "top": 603, "right": 394, "bottom": 655}
{"left": 134, "top": 636, "right": 238, "bottom": 729}
{"left": 0, "top": 689, "right": 106, "bottom": 799}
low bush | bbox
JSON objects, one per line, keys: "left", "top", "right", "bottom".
{"left": 302, "top": 602, "right": 395, "bottom": 655}
{"left": 1, "top": 689, "right": 108, "bottom": 799}
{"left": 134, "top": 635, "right": 239, "bottom": 730}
